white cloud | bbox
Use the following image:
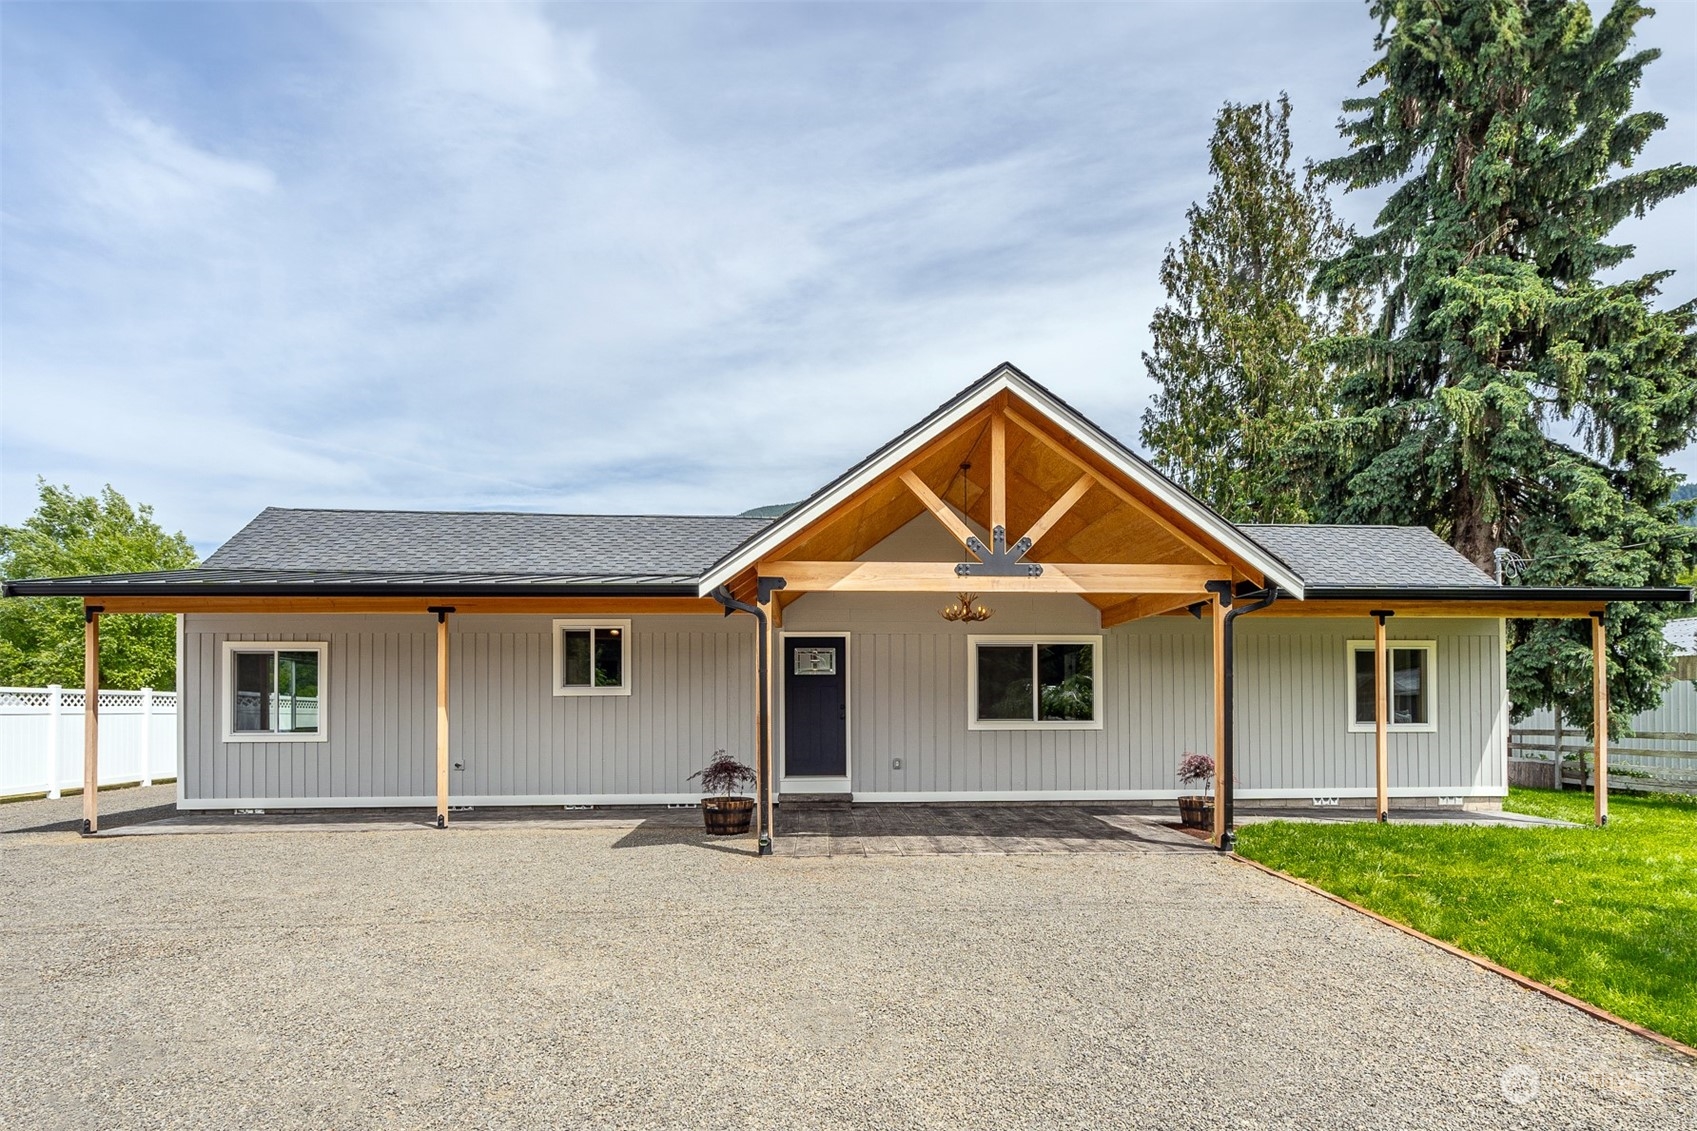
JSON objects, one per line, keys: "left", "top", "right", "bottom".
{"left": 73, "top": 111, "right": 275, "bottom": 231}
{"left": 330, "top": 1, "right": 598, "bottom": 115}
{"left": 2, "top": 0, "right": 1693, "bottom": 555}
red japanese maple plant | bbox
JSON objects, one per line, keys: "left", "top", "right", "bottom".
{"left": 1175, "top": 753, "right": 1216, "bottom": 830}
{"left": 689, "top": 750, "right": 757, "bottom": 836}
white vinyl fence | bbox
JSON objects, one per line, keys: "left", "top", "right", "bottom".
{"left": 0, "top": 686, "right": 177, "bottom": 799}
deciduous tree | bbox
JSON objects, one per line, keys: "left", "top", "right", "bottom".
{"left": 0, "top": 481, "right": 197, "bottom": 688}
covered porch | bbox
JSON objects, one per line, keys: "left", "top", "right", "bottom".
{"left": 703, "top": 381, "right": 1649, "bottom": 845}
{"left": 8, "top": 367, "right": 1683, "bottom": 847}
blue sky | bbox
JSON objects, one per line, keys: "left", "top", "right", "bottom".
{"left": 3, "top": 1, "right": 1694, "bottom": 556}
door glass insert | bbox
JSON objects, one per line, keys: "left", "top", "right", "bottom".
{"left": 794, "top": 647, "right": 837, "bottom": 675}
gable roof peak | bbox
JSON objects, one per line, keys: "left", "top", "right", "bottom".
{"left": 696, "top": 363, "right": 1307, "bottom": 597}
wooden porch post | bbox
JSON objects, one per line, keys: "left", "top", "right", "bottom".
{"left": 82, "top": 605, "right": 102, "bottom": 835}
{"left": 1373, "top": 611, "right": 1390, "bottom": 822}
{"left": 1211, "top": 594, "right": 1228, "bottom": 845}
{"left": 431, "top": 607, "right": 454, "bottom": 829}
{"left": 1592, "top": 610, "right": 1609, "bottom": 827}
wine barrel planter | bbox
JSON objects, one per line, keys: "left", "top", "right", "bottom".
{"left": 1177, "top": 795, "right": 1214, "bottom": 830}
{"left": 701, "top": 796, "right": 755, "bottom": 835}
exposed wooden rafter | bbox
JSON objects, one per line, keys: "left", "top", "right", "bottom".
{"left": 898, "top": 469, "right": 977, "bottom": 552}
{"left": 1019, "top": 472, "right": 1095, "bottom": 552}
{"left": 1099, "top": 592, "right": 1206, "bottom": 627}
{"left": 758, "top": 559, "right": 1228, "bottom": 594}
{"left": 1002, "top": 406, "right": 1227, "bottom": 567}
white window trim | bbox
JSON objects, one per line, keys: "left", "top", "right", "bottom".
{"left": 967, "top": 634, "right": 1103, "bottom": 731}
{"left": 1346, "top": 639, "right": 1438, "bottom": 733}
{"left": 552, "top": 619, "right": 633, "bottom": 697}
{"left": 220, "top": 640, "right": 329, "bottom": 744}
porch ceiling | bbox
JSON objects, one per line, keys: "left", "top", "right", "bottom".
{"left": 724, "top": 391, "right": 1251, "bottom": 613}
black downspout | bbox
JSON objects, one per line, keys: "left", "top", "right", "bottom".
{"left": 711, "top": 582, "right": 782, "bottom": 856}
{"left": 1217, "top": 586, "right": 1279, "bottom": 852}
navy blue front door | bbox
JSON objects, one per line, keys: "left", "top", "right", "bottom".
{"left": 784, "top": 637, "right": 847, "bottom": 777}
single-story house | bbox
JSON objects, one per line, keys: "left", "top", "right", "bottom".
{"left": 7, "top": 365, "right": 1688, "bottom": 848}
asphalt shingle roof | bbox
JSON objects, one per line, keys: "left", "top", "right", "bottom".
{"left": 203, "top": 508, "right": 772, "bottom": 577}
{"left": 1239, "top": 525, "right": 1497, "bottom": 590}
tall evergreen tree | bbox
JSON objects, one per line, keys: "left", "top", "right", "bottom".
{"left": 1141, "top": 96, "right": 1367, "bottom": 523}
{"left": 1311, "top": 0, "right": 1697, "bottom": 731}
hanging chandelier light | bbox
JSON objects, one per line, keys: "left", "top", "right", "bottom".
{"left": 940, "top": 591, "right": 993, "bottom": 623}
{"left": 939, "top": 460, "right": 993, "bottom": 623}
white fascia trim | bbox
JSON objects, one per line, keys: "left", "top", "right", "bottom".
{"left": 850, "top": 786, "right": 1508, "bottom": 803}
{"left": 178, "top": 793, "right": 704, "bottom": 810}
{"left": 1238, "top": 786, "right": 1507, "bottom": 799}
{"left": 694, "top": 368, "right": 1304, "bottom": 598}
{"left": 697, "top": 377, "right": 1009, "bottom": 595}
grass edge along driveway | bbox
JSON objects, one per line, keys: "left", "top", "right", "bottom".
{"left": 1234, "top": 788, "right": 1697, "bottom": 1049}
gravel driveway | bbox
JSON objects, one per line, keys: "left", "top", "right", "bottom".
{"left": 2, "top": 786, "right": 1691, "bottom": 1130}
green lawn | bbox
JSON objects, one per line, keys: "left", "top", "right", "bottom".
{"left": 1234, "top": 788, "right": 1697, "bottom": 1048}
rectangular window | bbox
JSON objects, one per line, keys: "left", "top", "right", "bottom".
{"left": 968, "top": 636, "right": 1101, "bottom": 729}
{"left": 553, "top": 620, "right": 631, "bottom": 696}
{"left": 1348, "top": 641, "right": 1435, "bottom": 731}
{"left": 221, "top": 642, "right": 327, "bottom": 742}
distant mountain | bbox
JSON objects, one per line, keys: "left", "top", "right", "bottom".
{"left": 1678, "top": 483, "right": 1697, "bottom": 525}
{"left": 739, "top": 503, "right": 798, "bottom": 519}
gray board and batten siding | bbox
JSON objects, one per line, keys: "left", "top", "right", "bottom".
{"left": 178, "top": 605, "right": 1507, "bottom": 809}
{"left": 781, "top": 593, "right": 1506, "bottom": 802}
{"left": 178, "top": 614, "right": 756, "bottom": 808}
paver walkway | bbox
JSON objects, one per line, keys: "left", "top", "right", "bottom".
{"left": 770, "top": 802, "right": 1205, "bottom": 855}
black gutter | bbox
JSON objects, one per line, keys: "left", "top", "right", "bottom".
{"left": 710, "top": 583, "right": 783, "bottom": 856}
{"left": 1, "top": 579, "right": 701, "bottom": 599}
{"left": 1216, "top": 585, "right": 1280, "bottom": 852}
{"left": 1291, "top": 586, "right": 1693, "bottom": 603}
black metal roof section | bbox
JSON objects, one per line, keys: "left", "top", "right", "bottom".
{"left": 1239, "top": 525, "right": 1495, "bottom": 590}
{"left": 206, "top": 508, "right": 771, "bottom": 575}
{"left": 0, "top": 568, "right": 701, "bottom": 599}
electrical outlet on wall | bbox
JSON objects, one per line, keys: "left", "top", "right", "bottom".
{"left": 891, "top": 757, "right": 904, "bottom": 770}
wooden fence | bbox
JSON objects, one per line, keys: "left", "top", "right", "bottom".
{"left": 1508, "top": 727, "right": 1697, "bottom": 794}
{"left": 0, "top": 686, "right": 177, "bottom": 800}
